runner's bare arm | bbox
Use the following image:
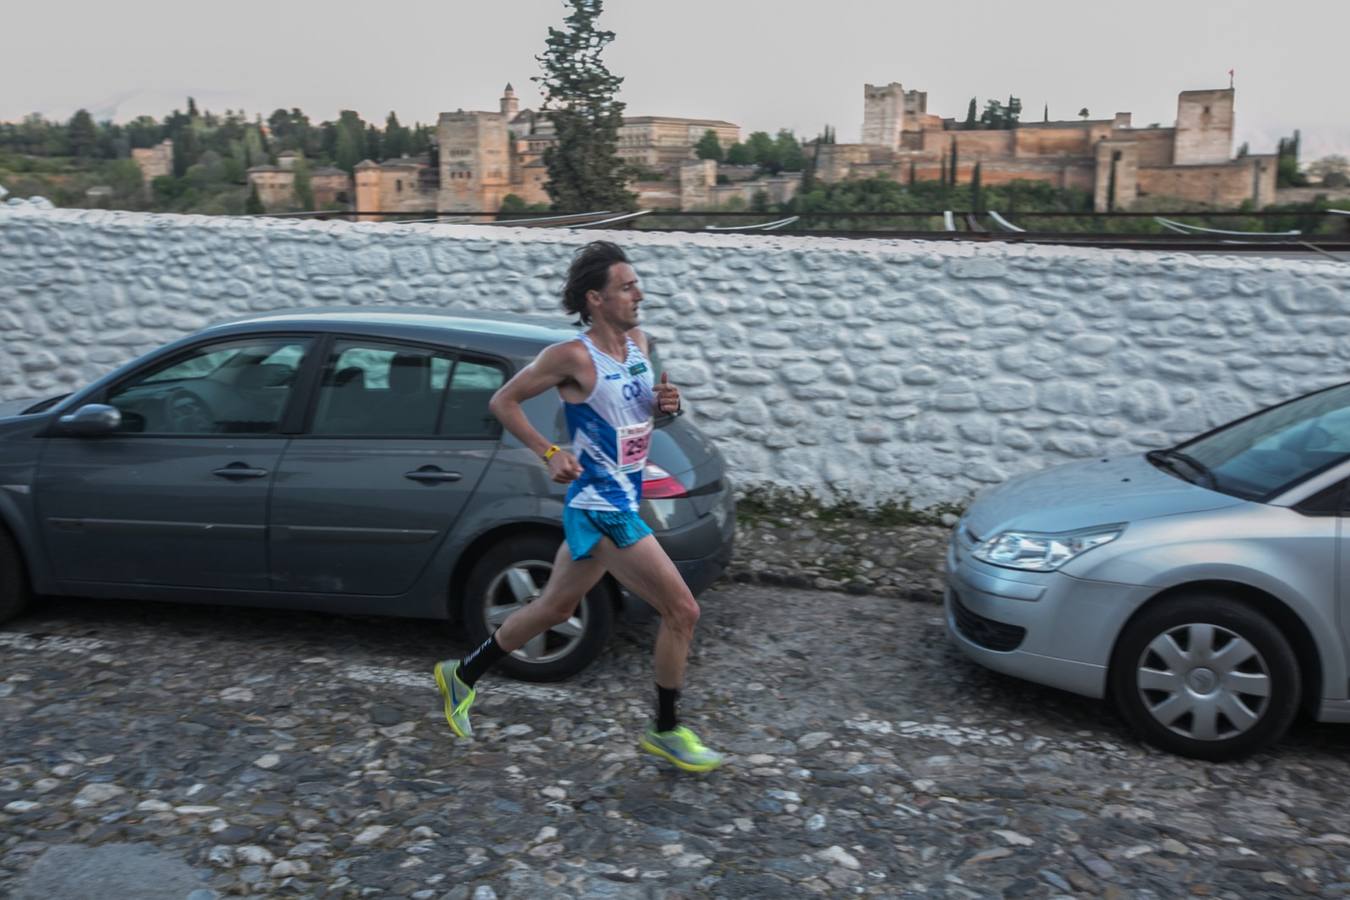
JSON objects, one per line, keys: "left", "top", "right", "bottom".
{"left": 631, "top": 330, "right": 681, "bottom": 414}
{"left": 489, "top": 342, "right": 586, "bottom": 481}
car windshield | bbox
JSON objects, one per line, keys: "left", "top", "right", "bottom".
{"left": 1172, "top": 383, "right": 1350, "bottom": 500}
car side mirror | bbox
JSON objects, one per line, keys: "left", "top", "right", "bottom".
{"left": 57, "top": 403, "right": 122, "bottom": 436}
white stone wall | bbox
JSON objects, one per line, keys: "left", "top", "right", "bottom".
{"left": 3, "top": 206, "right": 1349, "bottom": 508}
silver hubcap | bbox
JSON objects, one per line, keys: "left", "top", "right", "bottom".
{"left": 1136, "top": 622, "right": 1272, "bottom": 742}
{"left": 482, "top": 558, "right": 588, "bottom": 664}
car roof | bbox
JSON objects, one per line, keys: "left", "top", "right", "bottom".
{"left": 200, "top": 307, "right": 579, "bottom": 356}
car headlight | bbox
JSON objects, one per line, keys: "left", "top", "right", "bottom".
{"left": 972, "top": 525, "right": 1123, "bottom": 572}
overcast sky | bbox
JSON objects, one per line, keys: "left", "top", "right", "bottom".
{"left": 4, "top": 0, "right": 1347, "bottom": 159}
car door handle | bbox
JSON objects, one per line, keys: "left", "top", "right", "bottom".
{"left": 212, "top": 464, "right": 270, "bottom": 480}
{"left": 404, "top": 467, "right": 463, "bottom": 484}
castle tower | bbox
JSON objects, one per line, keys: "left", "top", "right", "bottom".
{"left": 862, "top": 82, "right": 905, "bottom": 150}
{"left": 353, "top": 160, "right": 383, "bottom": 221}
{"left": 437, "top": 111, "right": 512, "bottom": 213}
{"left": 500, "top": 83, "right": 519, "bottom": 119}
{"left": 1173, "top": 89, "right": 1234, "bottom": 165}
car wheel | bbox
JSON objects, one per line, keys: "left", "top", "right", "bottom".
{"left": 461, "top": 534, "right": 614, "bottom": 682}
{"left": 1110, "top": 594, "right": 1300, "bottom": 761}
{"left": 0, "top": 528, "right": 33, "bottom": 625}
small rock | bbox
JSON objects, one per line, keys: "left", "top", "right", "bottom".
{"left": 355, "top": 825, "right": 390, "bottom": 845}
{"left": 967, "top": 847, "right": 1013, "bottom": 864}
{"left": 806, "top": 814, "right": 826, "bottom": 832}
{"left": 236, "top": 845, "right": 276, "bottom": 865}
{"left": 269, "top": 860, "right": 311, "bottom": 878}
{"left": 994, "top": 830, "right": 1034, "bottom": 847}
{"left": 4, "top": 801, "right": 39, "bottom": 813}
{"left": 818, "top": 846, "right": 861, "bottom": 870}
{"left": 72, "top": 783, "right": 125, "bottom": 808}
{"left": 253, "top": 753, "right": 280, "bottom": 770}
{"left": 208, "top": 846, "right": 235, "bottom": 867}
{"left": 798, "top": 732, "right": 832, "bottom": 750}
{"left": 472, "top": 887, "right": 498, "bottom": 900}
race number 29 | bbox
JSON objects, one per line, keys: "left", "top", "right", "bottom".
{"left": 617, "top": 421, "right": 653, "bottom": 473}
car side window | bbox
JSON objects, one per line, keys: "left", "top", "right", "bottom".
{"left": 440, "top": 358, "right": 506, "bottom": 439}
{"left": 105, "top": 337, "right": 311, "bottom": 435}
{"left": 311, "top": 341, "right": 455, "bottom": 436}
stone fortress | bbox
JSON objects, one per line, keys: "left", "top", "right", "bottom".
{"left": 236, "top": 79, "right": 1282, "bottom": 216}
{"left": 348, "top": 85, "right": 759, "bottom": 218}
{"left": 817, "top": 81, "right": 1278, "bottom": 212}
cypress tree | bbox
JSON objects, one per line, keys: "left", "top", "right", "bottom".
{"left": 949, "top": 139, "right": 958, "bottom": 186}
{"left": 964, "top": 98, "right": 977, "bottom": 129}
{"left": 534, "top": 0, "right": 635, "bottom": 210}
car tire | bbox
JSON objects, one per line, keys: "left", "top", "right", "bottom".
{"left": 461, "top": 533, "right": 614, "bottom": 682}
{"left": 0, "top": 527, "right": 33, "bottom": 626}
{"left": 1110, "top": 594, "right": 1300, "bottom": 761}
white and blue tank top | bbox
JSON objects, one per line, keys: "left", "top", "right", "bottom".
{"left": 563, "top": 333, "right": 656, "bottom": 513}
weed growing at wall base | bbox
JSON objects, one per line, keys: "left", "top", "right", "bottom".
{"left": 735, "top": 484, "right": 967, "bottom": 529}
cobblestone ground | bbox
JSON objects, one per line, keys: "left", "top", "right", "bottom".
{"left": 4, "top": 582, "right": 1350, "bottom": 899}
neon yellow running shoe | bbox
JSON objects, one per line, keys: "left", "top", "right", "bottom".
{"left": 639, "top": 725, "right": 724, "bottom": 773}
{"left": 433, "top": 660, "right": 476, "bottom": 739}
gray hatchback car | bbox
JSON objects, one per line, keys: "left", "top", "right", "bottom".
{"left": 947, "top": 380, "right": 1350, "bottom": 760}
{"left": 0, "top": 309, "right": 735, "bottom": 681}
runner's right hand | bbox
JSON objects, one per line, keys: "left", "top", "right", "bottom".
{"left": 547, "top": 449, "right": 583, "bottom": 484}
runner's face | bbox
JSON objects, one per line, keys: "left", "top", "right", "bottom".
{"left": 591, "top": 263, "right": 642, "bottom": 330}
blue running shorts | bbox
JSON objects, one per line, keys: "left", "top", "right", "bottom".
{"left": 563, "top": 506, "right": 653, "bottom": 561}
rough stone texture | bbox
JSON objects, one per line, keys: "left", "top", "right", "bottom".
{"left": 5, "top": 581, "right": 1350, "bottom": 898}
{"left": 3, "top": 206, "right": 1349, "bottom": 507}
{"left": 726, "top": 514, "right": 950, "bottom": 600}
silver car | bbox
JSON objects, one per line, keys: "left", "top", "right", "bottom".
{"left": 946, "top": 381, "right": 1350, "bottom": 759}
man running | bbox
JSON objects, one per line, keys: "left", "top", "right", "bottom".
{"left": 433, "top": 240, "right": 723, "bottom": 773}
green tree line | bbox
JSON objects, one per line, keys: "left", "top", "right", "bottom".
{"left": 0, "top": 101, "right": 436, "bottom": 214}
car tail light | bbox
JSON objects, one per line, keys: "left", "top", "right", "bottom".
{"left": 642, "top": 462, "right": 688, "bottom": 499}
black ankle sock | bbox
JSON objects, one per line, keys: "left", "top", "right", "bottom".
{"left": 458, "top": 632, "right": 507, "bottom": 687}
{"left": 657, "top": 684, "right": 680, "bottom": 733}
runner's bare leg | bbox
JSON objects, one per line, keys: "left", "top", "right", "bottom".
{"left": 494, "top": 541, "right": 607, "bottom": 653}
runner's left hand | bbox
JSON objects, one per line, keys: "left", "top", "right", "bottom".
{"left": 655, "top": 371, "right": 680, "bottom": 414}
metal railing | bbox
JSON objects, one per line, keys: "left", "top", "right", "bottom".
{"left": 243, "top": 207, "right": 1350, "bottom": 256}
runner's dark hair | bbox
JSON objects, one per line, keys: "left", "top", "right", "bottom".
{"left": 562, "top": 241, "right": 629, "bottom": 325}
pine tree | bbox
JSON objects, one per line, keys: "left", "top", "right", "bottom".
{"left": 365, "top": 123, "right": 383, "bottom": 162}
{"left": 67, "top": 109, "right": 97, "bottom": 160}
{"left": 533, "top": 0, "right": 635, "bottom": 210}
{"left": 384, "top": 112, "right": 410, "bottom": 159}
{"left": 694, "top": 129, "right": 723, "bottom": 162}
{"left": 334, "top": 110, "right": 367, "bottom": 175}
{"left": 294, "top": 156, "right": 314, "bottom": 211}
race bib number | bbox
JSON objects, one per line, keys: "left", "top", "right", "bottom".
{"left": 617, "top": 420, "right": 653, "bottom": 473}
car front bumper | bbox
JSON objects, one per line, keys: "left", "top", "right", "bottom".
{"left": 943, "top": 528, "right": 1152, "bottom": 699}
